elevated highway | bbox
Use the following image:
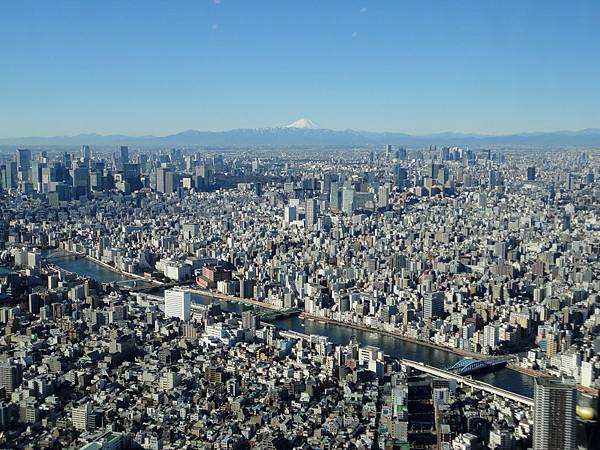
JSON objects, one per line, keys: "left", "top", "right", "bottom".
{"left": 401, "top": 360, "right": 534, "bottom": 406}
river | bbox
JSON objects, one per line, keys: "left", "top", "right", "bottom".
{"left": 46, "top": 251, "right": 535, "bottom": 398}
{"left": 42, "top": 249, "right": 132, "bottom": 283}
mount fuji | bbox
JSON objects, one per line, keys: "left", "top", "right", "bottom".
{"left": 285, "top": 118, "right": 320, "bottom": 129}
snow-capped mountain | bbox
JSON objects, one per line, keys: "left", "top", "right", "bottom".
{"left": 285, "top": 118, "right": 320, "bottom": 129}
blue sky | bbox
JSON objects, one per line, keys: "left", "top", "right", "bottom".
{"left": 1, "top": 0, "right": 599, "bottom": 136}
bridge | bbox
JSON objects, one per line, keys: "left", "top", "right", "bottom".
{"left": 273, "top": 329, "right": 533, "bottom": 406}
{"left": 447, "top": 357, "right": 513, "bottom": 375}
{"left": 44, "top": 253, "right": 84, "bottom": 263}
{"left": 257, "top": 308, "right": 302, "bottom": 321}
{"left": 401, "top": 360, "right": 533, "bottom": 406}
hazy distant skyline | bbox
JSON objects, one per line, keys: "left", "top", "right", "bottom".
{"left": 1, "top": 0, "right": 599, "bottom": 138}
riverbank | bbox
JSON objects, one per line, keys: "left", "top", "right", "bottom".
{"left": 47, "top": 247, "right": 155, "bottom": 283}
{"left": 190, "top": 286, "right": 285, "bottom": 310}
{"left": 301, "top": 313, "right": 519, "bottom": 362}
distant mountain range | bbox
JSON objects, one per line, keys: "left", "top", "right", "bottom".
{"left": 2, "top": 119, "right": 600, "bottom": 147}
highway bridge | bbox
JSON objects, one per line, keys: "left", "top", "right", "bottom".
{"left": 273, "top": 329, "right": 533, "bottom": 407}
{"left": 401, "top": 360, "right": 533, "bottom": 406}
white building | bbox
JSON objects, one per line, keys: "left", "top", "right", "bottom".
{"left": 164, "top": 289, "right": 191, "bottom": 321}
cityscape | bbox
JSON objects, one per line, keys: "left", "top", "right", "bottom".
{"left": 2, "top": 1, "right": 600, "bottom": 449}
{"left": 0, "top": 140, "right": 598, "bottom": 449}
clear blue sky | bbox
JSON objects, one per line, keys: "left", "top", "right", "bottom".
{"left": 1, "top": 0, "right": 599, "bottom": 137}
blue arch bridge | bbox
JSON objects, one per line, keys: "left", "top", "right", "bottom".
{"left": 446, "top": 356, "right": 515, "bottom": 376}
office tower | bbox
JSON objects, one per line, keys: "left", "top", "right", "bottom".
{"left": 305, "top": 198, "right": 319, "bottom": 228}
{"left": 527, "top": 166, "right": 536, "bottom": 181}
{"left": 321, "top": 173, "right": 332, "bottom": 194}
{"left": 394, "top": 165, "right": 408, "bottom": 190}
{"left": 423, "top": 291, "right": 444, "bottom": 320}
{"left": 489, "top": 169, "right": 498, "bottom": 188}
{"left": 567, "top": 173, "right": 574, "bottom": 190}
{"left": 156, "top": 167, "right": 173, "bottom": 194}
{"left": 121, "top": 163, "right": 141, "bottom": 191}
{"left": 119, "top": 146, "right": 129, "bottom": 164}
{"left": 385, "top": 144, "right": 392, "bottom": 159}
{"left": 342, "top": 188, "right": 355, "bottom": 215}
{"left": 212, "top": 154, "right": 224, "bottom": 172}
{"left": 71, "top": 166, "right": 90, "bottom": 198}
{"left": 533, "top": 377, "right": 576, "bottom": 450}
{"left": 440, "top": 146, "right": 450, "bottom": 161}
{"left": 0, "top": 362, "right": 22, "bottom": 393}
{"left": 16, "top": 148, "right": 31, "bottom": 172}
{"left": 0, "top": 161, "right": 17, "bottom": 190}
{"left": 284, "top": 205, "right": 297, "bottom": 223}
{"left": 397, "top": 147, "right": 407, "bottom": 160}
{"left": 241, "top": 311, "right": 260, "bottom": 330}
{"left": 164, "top": 289, "right": 192, "bottom": 321}
{"left": 329, "top": 181, "right": 342, "bottom": 210}
{"left": 81, "top": 145, "right": 91, "bottom": 161}
{"left": 378, "top": 185, "right": 390, "bottom": 209}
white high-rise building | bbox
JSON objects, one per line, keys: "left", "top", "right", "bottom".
{"left": 483, "top": 324, "right": 500, "bottom": 350}
{"left": 164, "top": 289, "right": 191, "bottom": 321}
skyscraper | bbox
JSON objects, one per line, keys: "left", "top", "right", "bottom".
{"left": 119, "top": 146, "right": 129, "bottom": 164}
{"left": 342, "top": 188, "right": 354, "bottom": 215}
{"left": 305, "top": 198, "right": 319, "bottom": 228}
{"left": 164, "top": 289, "right": 192, "bottom": 321}
{"left": 527, "top": 166, "right": 536, "bottom": 181}
{"left": 16, "top": 148, "right": 31, "bottom": 172}
{"left": 156, "top": 167, "right": 173, "bottom": 193}
{"left": 81, "top": 145, "right": 91, "bottom": 161}
{"left": 533, "top": 377, "right": 576, "bottom": 450}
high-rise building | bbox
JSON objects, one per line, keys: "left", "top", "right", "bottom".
{"left": 81, "top": 145, "right": 91, "bottom": 161}
{"left": 71, "top": 166, "right": 90, "bottom": 198}
{"left": 0, "top": 362, "right": 22, "bottom": 393}
{"left": 305, "top": 198, "right": 319, "bottom": 228}
{"left": 119, "top": 146, "right": 129, "bottom": 164}
{"left": 423, "top": 291, "right": 445, "bottom": 320}
{"left": 377, "top": 185, "right": 390, "bottom": 209}
{"left": 16, "top": 148, "right": 31, "bottom": 172}
{"left": 71, "top": 402, "right": 94, "bottom": 431}
{"left": 385, "top": 144, "right": 392, "bottom": 159}
{"left": 483, "top": 324, "right": 500, "bottom": 350}
{"left": 164, "top": 289, "right": 192, "bottom": 321}
{"left": 284, "top": 205, "right": 297, "bottom": 224}
{"left": 329, "top": 182, "right": 342, "bottom": 210}
{"left": 241, "top": 311, "right": 260, "bottom": 330}
{"left": 527, "top": 166, "right": 536, "bottom": 181}
{"left": 394, "top": 165, "right": 408, "bottom": 190}
{"left": 342, "top": 188, "right": 354, "bottom": 215}
{"left": 489, "top": 169, "right": 499, "bottom": 188}
{"left": 533, "top": 377, "right": 576, "bottom": 450}
{"left": 156, "top": 167, "right": 174, "bottom": 194}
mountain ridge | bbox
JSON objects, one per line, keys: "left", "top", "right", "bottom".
{"left": 1, "top": 126, "right": 600, "bottom": 146}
